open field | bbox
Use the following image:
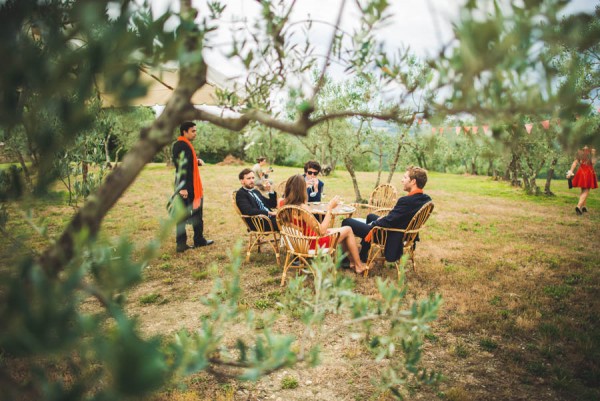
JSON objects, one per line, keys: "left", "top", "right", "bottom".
{"left": 2, "top": 164, "right": 599, "bottom": 401}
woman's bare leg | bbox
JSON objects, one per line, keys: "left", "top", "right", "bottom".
{"left": 578, "top": 188, "right": 589, "bottom": 208}
{"left": 329, "top": 226, "right": 365, "bottom": 272}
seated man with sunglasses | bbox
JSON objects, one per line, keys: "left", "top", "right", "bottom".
{"left": 303, "top": 160, "right": 325, "bottom": 202}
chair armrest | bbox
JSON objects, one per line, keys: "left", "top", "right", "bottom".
{"left": 369, "top": 226, "right": 421, "bottom": 246}
{"left": 349, "top": 203, "right": 374, "bottom": 218}
{"left": 373, "top": 207, "right": 392, "bottom": 216}
{"left": 371, "top": 226, "right": 404, "bottom": 234}
{"left": 324, "top": 231, "right": 341, "bottom": 248}
{"left": 241, "top": 214, "right": 276, "bottom": 232}
{"left": 278, "top": 230, "right": 340, "bottom": 243}
{"left": 350, "top": 203, "right": 390, "bottom": 219}
{"left": 371, "top": 226, "right": 420, "bottom": 234}
{"left": 349, "top": 203, "right": 376, "bottom": 210}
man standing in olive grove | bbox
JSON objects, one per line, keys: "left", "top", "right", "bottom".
{"left": 172, "top": 121, "right": 214, "bottom": 253}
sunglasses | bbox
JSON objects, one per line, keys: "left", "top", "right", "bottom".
{"left": 306, "top": 171, "right": 319, "bottom": 176}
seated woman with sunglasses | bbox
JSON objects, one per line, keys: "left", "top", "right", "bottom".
{"left": 303, "top": 160, "right": 325, "bottom": 202}
{"left": 282, "top": 174, "right": 366, "bottom": 274}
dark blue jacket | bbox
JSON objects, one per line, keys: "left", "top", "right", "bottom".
{"left": 373, "top": 193, "right": 432, "bottom": 261}
{"left": 236, "top": 188, "right": 278, "bottom": 231}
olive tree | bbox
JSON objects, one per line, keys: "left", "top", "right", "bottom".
{"left": 0, "top": 0, "right": 597, "bottom": 399}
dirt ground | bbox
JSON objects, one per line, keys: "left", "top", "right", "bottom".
{"left": 114, "top": 166, "right": 599, "bottom": 401}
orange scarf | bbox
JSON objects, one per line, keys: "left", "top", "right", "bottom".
{"left": 363, "top": 188, "right": 423, "bottom": 243}
{"left": 177, "top": 136, "right": 203, "bottom": 209}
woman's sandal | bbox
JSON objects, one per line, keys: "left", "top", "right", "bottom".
{"left": 353, "top": 264, "right": 367, "bottom": 275}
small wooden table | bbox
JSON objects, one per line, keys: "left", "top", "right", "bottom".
{"left": 308, "top": 202, "right": 356, "bottom": 227}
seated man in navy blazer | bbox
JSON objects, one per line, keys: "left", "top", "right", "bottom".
{"left": 342, "top": 166, "right": 431, "bottom": 263}
{"left": 236, "top": 168, "right": 279, "bottom": 231}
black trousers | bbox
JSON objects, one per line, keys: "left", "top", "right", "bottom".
{"left": 341, "top": 213, "right": 379, "bottom": 262}
{"left": 176, "top": 197, "right": 205, "bottom": 246}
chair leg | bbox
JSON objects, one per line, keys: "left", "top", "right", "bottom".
{"left": 248, "top": 234, "right": 274, "bottom": 263}
{"left": 280, "top": 253, "right": 291, "bottom": 287}
{"left": 270, "top": 232, "right": 281, "bottom": 266}
{"left": 410, "top": 250, "right": 419, "bottom": 277}
{"left": 364, "top": 246, "right": 381, "bottom": 277}
{"left": 246, "top": 234, "right": 254, "bottom": 263}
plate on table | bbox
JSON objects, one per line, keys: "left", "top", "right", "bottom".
{"left": 339, "top": 206, "right": 354, "bottom": 213}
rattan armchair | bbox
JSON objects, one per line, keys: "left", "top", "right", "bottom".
{"left": 364, "top": 201, "right": 434, "bottom": 278}
{"left": 276, "top": 205, "right": 340, "bottom": 286}
{"left": 274, "top": 180, "right": 287, "bottom": 199}
{"left": 232, "top": 190, "right": 281, "bottom": 265}
{"left": 350, "top": 184, "right": 398, "bottom": 218}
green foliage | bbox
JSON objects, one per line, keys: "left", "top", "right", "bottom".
{"left": 1, "top": 0, "right": 169, "bottom": 191}
{"left": 0, "top": 165, "right": 25, "bottom": 201}
{"left": 479, "top": 338, "right": 499, "bottom": 352}
{"left": 434, "top": 1, "right": 600, "bottom": 150}
{"left": 0, "top": 235, "right": 158, "bottom": 398}
{"left": 139, "top": 293, "right": 162, "bottom": 305}
{"left": 54, "top": 128, "right": 110, "bottom": 205}
{"left": 543, "top": 284, "right": 574, "bottom": 300}
{"left": 279, "top": 258, "right": 442, "bottom": 397}
{"left": 453, "top": 342, "right": 469, "bottom": 359}
{"left": 0, "top": 229, "right": 442, "bottom": 400}
{"left": 281, "top": 375, "right": 299, "bottom": 389}
{"left": 191, "top": 270, "right": 209, "bottom": 281}
{"left": 254, "top": 298, "right": 274, "bottom": 310}
{"left": 97, "top": 107, "right": 157, "bottom": 161}
{"left": 243, "top": 124, "right": 300, "bottom": 166}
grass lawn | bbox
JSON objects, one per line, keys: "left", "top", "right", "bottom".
{"left": 2, "top": 163, "right": 599, "bottom": 401}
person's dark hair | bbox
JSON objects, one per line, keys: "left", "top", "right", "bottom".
{"left": 407, "top": 166, "right": 428, "bottom": 189}
{"left": 179, "top": 121, "right": 196, "bottom": 136}
{"left": 239, "top": 168, "right": 253, "bottom": 180}
{"left": 257, "top": 156, "right": 267, "bottom": 163}
{"left": 304, "top": 160, "right": 321, "bottom": 173}
{"left": 283, "top": 174, "right": 307, "bottom": 205}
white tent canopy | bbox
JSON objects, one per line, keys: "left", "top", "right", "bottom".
{"left": 99, "top": 63, "right": 236, "bottom": 108}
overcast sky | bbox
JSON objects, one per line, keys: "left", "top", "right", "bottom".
{"left": 153, "top": 0, "right": 461, "bottom": 66}
{"left": 149, "top": 0, "right": 598, "bottom": 63}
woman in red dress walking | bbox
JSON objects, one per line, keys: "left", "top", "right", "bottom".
{"left": 567, "top": 146, "right": 597, "bottom": 214}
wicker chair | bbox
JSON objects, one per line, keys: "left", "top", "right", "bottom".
{"left": 232, "top": 190, "right": 280, "bottom": 265}
{"left": 350, "top": 184, "right": 398, "bottom": 218}
{"left": 274, "top": 180, "right": 287, "bottom": 199}
{"left": 364, "top": 201, "right": 434, "bottom": 278}
{"left": 276, "top": 205, "right": 341, "bottom": 287}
